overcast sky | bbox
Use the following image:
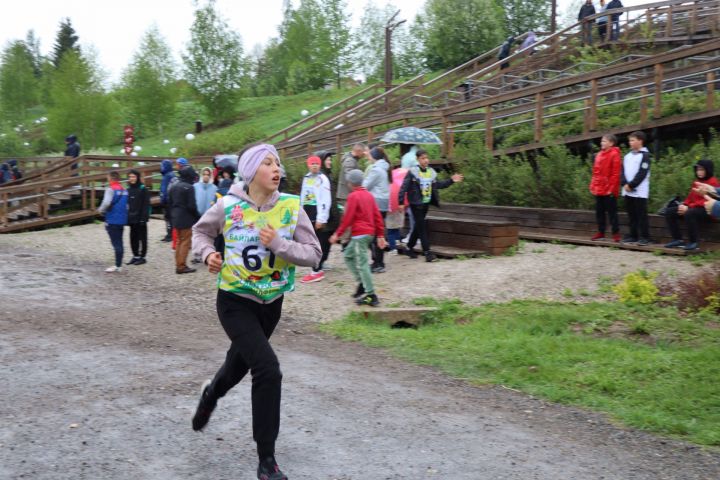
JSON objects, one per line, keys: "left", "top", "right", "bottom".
{"left": 2, "top": 0, "right": 643, "bottom": 83}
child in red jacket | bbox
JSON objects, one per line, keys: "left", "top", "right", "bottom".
{"left": 589, "top": 134, "right": 622, "bottom": 241}
{"left": 330, "top": 169, "right": 386, "bottom": 306}
{"left": 664, "top": 159, "right": 719, "bottom": 250}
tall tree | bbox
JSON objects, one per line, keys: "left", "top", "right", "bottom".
{"left": 120, "top": 25, "right": 177, "bottom": 135}
{"left": 52, "top": 18, "right": 80, "bottom": 68}
{"left": 320, "top": 0, "right": 353, "bottom": 88}
{"left": 420, "top": 0, "right": 506, "bottom": 70}
{"left": 183, "top": 0, "right": 247, "bottom": 122}
{"left": 503, "top": 0, "right": 551, "bottom": 36}
{"left": 47, "top": 49, "right": 114, "bottom": 149}
{"left": 280, "top": 0, "right": 331, "bottom": 93}
{"left": 25, "top": 30, "right": 43, "bottom": 77}
{"left": 354, "top": 1, "right": 395, "bottom": 81}
{"left": 0, "top": 41, "right": 40, "bottom": 124}
{"left": 393, "top": 19, "right": 427, "bottom": 79}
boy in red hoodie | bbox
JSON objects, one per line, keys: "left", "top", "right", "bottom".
{"left": 589, "top": 134, "right": 622, "bottom": 242}
{"left": 330, "top": 169, "right": 386, "bottom": 306}
{"left": 664, "top": 159, "right": 719, "bottom": 250}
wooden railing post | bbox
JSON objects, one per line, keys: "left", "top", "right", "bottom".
{"left": 335, "top": 135, "right": 342, "bottom": 158}
{"left": 485, "top": 106, "right": 493, "bottom": 151}
{"left": 690, "top": 2, "right": 698, "bottom": 35}
{"left": 81, "top": 180, "right": 87, "bottom": 210}
{"left": 534, "top": 93, "right": 544, "bottom": 142}
{"left": 2, "top": 192, "right": 7, "bottom": 226}
{"left": 367, "top": 126, "right": 374, "bottom": 144}
{"left": 307, "top": 142, "right": 313, "bottom": 157}
{"left": 653, "top": 64, "right": 664, "bottom": 119}
{"left": 708, "top": 72, "right": 716, "bottom": 110}
{"left": 41, "top": 186, "right": 48, "bottom": 219}
{"left": 640, "top": 86, "right": 649, "bottom": 124}
{"left": 589, "top": 79, "right": 598, "bottom": 131}
{"left": 583, "top": 99, "right": 591, "bottom": 135}
{"left": 90, "top": 179, "right": 96, "bottom": 209}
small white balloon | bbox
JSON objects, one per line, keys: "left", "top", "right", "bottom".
{"left": 130, "top": 152, "right": 138, "bottom": 157}
{"left": 112, "top": 163, "right": 120, "bottom": 167}
{"left": 300, "top": 109, "right": 309, "bottom": 116}
{"left": 185, "top": 133, "right": 195, "bottom": 141}
{"left": 133, "top": 145, "right": 142, "bottom": 152}
{"left": 323, "top": 106, "right": 329, "bottom": 110}
{"left": 14, "top": 127, "right": 20, "bottom": 132}
{"left": 120, "top": 149, "right": 125, "bottom": 154}
{"left": 163, "top": 139, "right": 170, "bottom": 144}
{"left": 23, "top": 142, "right": 30, "bottom": 146}
{"left": 138, "top": 161, "right": 146, "bottom": 166}
{"left": 170, "top": 147, "right": 177, "bottom": 154}
{"left": 334, "top": 123, "right": 344, "bottom": 130}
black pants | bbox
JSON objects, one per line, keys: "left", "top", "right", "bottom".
{"left": 209, "top": 290, "right": 284, "bottom": 459}
{"left": 665, "top": 206, "right": 708, "bottom": 243}
{"left": 624, "top": 196, "right": 649, "bottom": 240}
{"left": 408, "top": 204, "right": 430, "bottom": 253}
{"left": 314, "top": 228, "right": 332, "bottom": 272}
{"left": 371, "top": 211, "right": 387, "bottom": 268}
{"left": 595, "top": 195, "right": 619, "bottom": 234}
{"left": 597, "top": 23, "right": 607, "bottom": 41}
{"left": 163, "top": 206, "right": 172, "bottom": 238}
{"left": 105, "top": 224, "right": 124, "bottom": 267}
{"left": 129, "top": 223, "right": 147, "bottom": 258}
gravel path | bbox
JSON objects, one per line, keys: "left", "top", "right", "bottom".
{"left": 1, "top": 220, "right": 718, "bottom": 479}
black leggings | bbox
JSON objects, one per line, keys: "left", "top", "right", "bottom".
{"left": 129, "top": 223, "right": 147, "bottom": 258}
{"left": 595, "top": 195, "right": 619, "bottom": 234}
{"left": 314, "top": 228, "right": 332, "bottom": 272}
{"left": 407, "top": 204, "right": 430, "bottom": 252}
{"left": 665, "top": 206, "right": 709, "bottom": 243}
{"left": 209, "top": 290, "right": 284, "bottom": 459}
{"left": 624, "top": 196, "right": 649, "bottom": 240}
{"left": 371, "top": 211, "right": 387, "bottom": 267}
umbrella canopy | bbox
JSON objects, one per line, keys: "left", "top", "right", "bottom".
{"left": 214, "top": 154, "right": 238, "bottom": 171}
{"left": 380, "top": 126, "right": 442, "bottom": 145}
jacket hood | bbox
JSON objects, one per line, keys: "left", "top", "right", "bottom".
{"left": 179, "top": 166, "right": 196, "bottom": 183}
{"left": 128, "top": 169, "right": 144, "bottom": 187}
{"left": 695, "top": 159, "right": 714, "bottom": 179}
{"left": 8, "top": 159, "right": 17, "bottom": 167}
{"left": 374, "top": 159, "right": 389, "bottom": 171}
{"left": 160, "top": 159, "right": 174, "bottom": 174}
{"left": 228, "top": 183, "right": 280, "bottom": 210}
{"left": 65, "top": 134, "right": 77, "bottom": 143}
{"left": 0, "top": 164, "right": 8, "bottom": 171}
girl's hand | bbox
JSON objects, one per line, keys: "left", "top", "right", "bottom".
{"left": 678, "top": 204, "right": 688, "bottom": 215}
{"left": 377, "top": 237, "right": 387, "bottom": 250}
{"left": 329, "top": 234, "right": 339, "bottom": 244}
{"left": 451, "top": 173, "right": 464, "bottom": 183}
{"left": 207, "top": 252, "right": 223, "bottom": 274}
{"left": 259, "top": 225, "right": 277, "bottom": 246}
{"left": 315, "top": 222, "right": 325, "bottom": 231}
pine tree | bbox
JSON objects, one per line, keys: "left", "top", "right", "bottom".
{"left": 0, "top": 41, "right": 40, "bottom": 123}
{"left": 52, "top": 18, "right": 80, "bottom": 68}
{"left": 320, "top": 0, "right": 353, "bottom": 88}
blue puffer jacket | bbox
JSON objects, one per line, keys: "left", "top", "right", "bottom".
{"left": 160, "top": 159, "right": 175, "bottom": 205}
{"left": 104, "top": 183, "right": 128, "bottom": 225}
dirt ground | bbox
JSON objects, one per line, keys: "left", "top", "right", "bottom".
{"left": 1, "top": 219, "right": 718, "bottom": 480}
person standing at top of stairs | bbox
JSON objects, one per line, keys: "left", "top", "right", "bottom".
{"left": 578, "top": 0, "right": 597, "bottom": 45}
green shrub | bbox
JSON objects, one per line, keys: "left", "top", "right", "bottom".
{"left": 613, "top": 270, "right": 659, "bottom": 304}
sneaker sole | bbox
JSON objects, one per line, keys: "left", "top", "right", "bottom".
{"left": 301, "top": 277, "right": 324, "bottom": 283}
{"left": 192, "top": 379, "right": 213, "bottom": 432}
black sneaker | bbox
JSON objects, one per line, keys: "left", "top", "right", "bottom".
{"left": 352, "top": 283, "right": 365, "bottom": 299}
{"left": 405, "top": 249, "right": 418, "bottom": 259}
{"left": 636, "top": 238, "right": 650, "bottom": 246}
{"left": 356, "top": 293, "right": 380, "bottom": 307}
{"left": 161, "top": 236, "right": 172, "bottom": 243}
{"left": 664, "top": 239, "right": 685, "bottom": 248}
{"left": 621, "top": 236, "right": 638, "bottom": 244}
{"left": 257, "top": 457, "right": 288, "bottom": 480}
{"left": 126, "top": 257, "right": 139, "bottom": 265}
{"left": 371, "top": 265, "right": 386, "bottom": 273}
{"left": 191, "top": 380, "right": 216, "bottom": 432}
{"left": 425, "top": 252, "right": 437, "bottom": 262}
{"left": 134, "top": 257, "right": 147, "bottom": 265}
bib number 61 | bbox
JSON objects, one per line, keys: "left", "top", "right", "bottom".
{"left": 242, "top": 245, "right": 276, "bottom": 271}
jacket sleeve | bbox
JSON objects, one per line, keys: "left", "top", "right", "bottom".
{"left": 362, "top": 166, "right": 379, "bottom": 192}
{"left": 398, "top": 171, "right": 412, "bottom": 204}
{"left": 268, "top": 207, "right": 321, "bottom": 268}
{"left": 192, "top": 199, "right": 225, "bottom": 263}
{"left": 610, "top": 149, "right": 621, "bottom": 197}
{"left": 97, "top": 188, "right": 113, "bottom": 213}
{"left": 434, "top": 178, "right": 455, "bottom": 190}
{"left": 186, "top": 186, "right": 201, "bottom": 220}
{"left": 340, "top": 156, "right": 355, "bottom": 184}
{"left": 373, "top": 204, "right": 385, "bottom": 238}
{"left": 628, "top": 152, "right": 651, "bottom": 189}
{"left": 316, "top": 174, "right": 332, "bottom": 224}
{"left": 334, "top": 193, "right": 357, "bottom": 238}
{"left": 140, "top": 187, "right": 150, "bottom": 222}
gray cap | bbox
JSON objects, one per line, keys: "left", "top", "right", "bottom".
{"left": 346, "top": 169, "right": 364, "bottom": 186}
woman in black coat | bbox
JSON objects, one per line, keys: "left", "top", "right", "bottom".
{"left": 126, "top": 169, "right": 150, "bottom": 265}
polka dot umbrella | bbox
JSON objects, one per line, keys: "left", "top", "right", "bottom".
{"left": 380, "top": 126, "right": 442, "bottom": 145}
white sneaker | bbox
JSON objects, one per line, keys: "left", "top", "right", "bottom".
{"left": 105, "top": 266, "right": 122, "bottom": 273}
{"left": 401, "top": 235, "right": 410, "bottom": 244}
